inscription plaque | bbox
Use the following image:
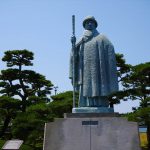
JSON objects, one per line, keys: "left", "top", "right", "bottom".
{"left": 2, "top": 140, "right": 23, "bottom": 150}
{"left": 82, "top": 121, "right": 98, "bottom": 125}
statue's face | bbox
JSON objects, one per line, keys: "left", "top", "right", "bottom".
{"left": 84, "top": 20, "right": 96, "bottom": 30}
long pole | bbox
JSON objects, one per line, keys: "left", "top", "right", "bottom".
{"left": 72, "top": 15, "right": 76, "bottom": 108}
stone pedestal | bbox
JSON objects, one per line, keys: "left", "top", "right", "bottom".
{"left": 72, "top": 107, "right": 114, "bottom": 113}
{"left": 43, "top": 113, "right": 141, "bottom": 150}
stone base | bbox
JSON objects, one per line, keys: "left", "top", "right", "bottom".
{"left": 64, "top": 112, "right": 119, "bottom": 118}
{"left": 43, "top": 114, "right": 141, "bottom": 150}
{"left": 72, "top": 107, "right": 114, "bottom": 113}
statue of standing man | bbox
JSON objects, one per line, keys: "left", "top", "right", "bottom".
{"left": 69, "top": 16, "right": 118, "bottom": 113}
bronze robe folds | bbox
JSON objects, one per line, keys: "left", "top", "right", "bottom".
{"left": 69, "top": 31, "right": 118, "bottom": 106}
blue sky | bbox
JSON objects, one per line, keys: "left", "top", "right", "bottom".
{"left": 0, "top": 0, "right": 150, "bottom": 113}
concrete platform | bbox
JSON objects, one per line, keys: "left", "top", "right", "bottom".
{"left": 43, "top": 114, "right": 141, "bottom": 150}
{"left": 64, "top": 112, "right": 119, "bottom": 118}
{"left": 72, "top": 107, "right": 114, "bottom": 113}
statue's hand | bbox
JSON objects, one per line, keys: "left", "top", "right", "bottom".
{"left": 71, "top": 36, "right": 76, "bottom": 44}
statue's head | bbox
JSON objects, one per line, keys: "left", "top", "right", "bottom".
{"left": 83, "top": 16, "right": 98, "bottom": 30}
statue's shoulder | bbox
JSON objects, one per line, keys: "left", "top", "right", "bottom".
{"left": 97, "top": 33, "right": 108, "bottom": 40}
{"left": 97, "top": 33, "right": 113, "bottom": 46}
